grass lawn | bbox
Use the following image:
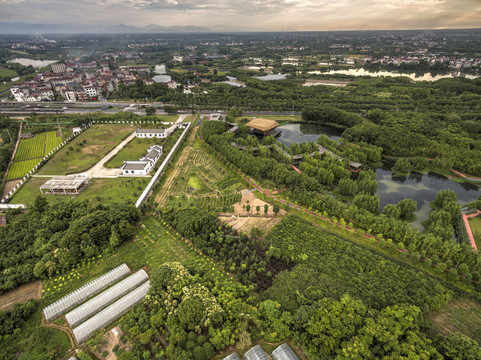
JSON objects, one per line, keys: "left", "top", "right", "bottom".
{"left": 12, "top": 177, "right": 149, "bottom": 205}
{"left": 38, "top": 124, "right": 134, "bottom": 175}
{"left": 468, "top": 216, "right": 481, "bottom": 249}
{"left": 0, "top": 66, "right": 18, "bottom": 78}
{"left": 105, "top": 137, "right": 160, "bottom": 168}
{"left": 187, "top": 173, "right": 210, "bottom": 193}
{"left": 429, "top": 299, "right": 481, "bottom": 344}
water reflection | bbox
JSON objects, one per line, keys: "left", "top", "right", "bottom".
{"left": 277, "top": 123, "right": 342, "bottom": 146}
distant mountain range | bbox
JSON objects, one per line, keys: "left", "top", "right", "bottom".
{"left": 0, "top": 22, "right": 223, "bottom": 34}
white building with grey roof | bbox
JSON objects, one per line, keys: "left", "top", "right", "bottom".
{"left": 121, "top": 145, "right": 163, "bottom": 176}
{"left": 135, "top": 128, "right": 167, "bottom": 138}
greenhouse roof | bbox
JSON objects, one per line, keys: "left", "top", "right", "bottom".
{"left": 244, "top": 345, "right": 269, "bottom": 360}
{"left": 73, "top": 281, "right": 151, "bottom": 343}
{"left": 65, "top": 269, "right": 149, "bottom": 328}
{"left": 43, "top": 264, "right": 130, "bottom": 322}
{"left": 272, "top": 343, "right": 300, "bottom": 360}
{"left": 224, "top": 353, "right": 240, "bottom": 360}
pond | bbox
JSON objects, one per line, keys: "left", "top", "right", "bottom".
{"left": 308, "top": 68, "right": 479, "bottom": 81}
{"left": 376, "top": 166, "right": 479, "bottom": 228}
{"left": 277, "top": 123, "right": 342, "bottom": 146}
{"left": 275, "top": 123, "right": 480, "bottom": 227}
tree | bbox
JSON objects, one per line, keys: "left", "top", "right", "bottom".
{"left": 145, "top": 106, "right": 156, "bottom": 115}
{"left": 398, "top": 199, "right": 417, "bottom": 220}
{"left": 256, "top": 205, "right": 260, "bottom": 214}
{"left": 392, "top": 158, "right": 411, "bottom": 174}
{"left": 273, "top": 204, "right": 280, "bottom": 216}
{"left": 109, "top": 230, "right": 121, "bottom": 248}
{"left": 246, "top": 204, "right": 251, "bottom": 213}
{"left": 264, "top": 204, "right": 269, "bottom": 215}
{"left": 437, "top": 332, "right": 481, "bottom": 360}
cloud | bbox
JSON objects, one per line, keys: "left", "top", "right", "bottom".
{"left": 0, "top": 0, "right": 479, "bottom": 30}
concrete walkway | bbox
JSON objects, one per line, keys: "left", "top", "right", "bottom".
{"left": 33, "top": 114, "right": 186, "bottom": 179}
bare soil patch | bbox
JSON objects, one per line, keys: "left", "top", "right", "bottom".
{"left": 220, "top": 191, "right": 286, "bottom": 235}
{"left": 94, "top": 326, "right": 129, "bottom": 360}
{"left": 2, "top": 179, "right": 21, "bottom": 197}
{"left": 0, "top": 280, "right": 43, "bottom": 311}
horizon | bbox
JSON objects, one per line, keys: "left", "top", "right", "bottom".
{"left": 0, "top": 0, "right": 480, "bottom": 33}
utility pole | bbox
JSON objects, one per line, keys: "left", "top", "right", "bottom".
{"left": 57, "top": 118, "right": 63, "bottom": 139}
{"left": 6, "top": 129, "right": 13, "bottom": 143}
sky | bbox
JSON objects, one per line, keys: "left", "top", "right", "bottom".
{"left": 0, "top": 0, "right": 480, "bottom": 31}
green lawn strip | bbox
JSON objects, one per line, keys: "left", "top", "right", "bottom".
{"left": 12, "top": 177, "right": 149, "bottom": 205}
{"left": 38, "top": 124, "right": 134, "bottom": 175}
{"left": 235, "top": 115, "right": 302, "bottom": 122}
{"left": 14, "top": 132, "right": 46, "bottom": 161}
{"left": 468, "top": 216, "right": 481, "bottom": 250}
{"left": 7, "top": 159, "right": 41, "bottom": 180}
{"left": 187, "top": 173, "right": 210, "bottom": 193}
{"left": 105, "top": 137, "right": 160, "bottom": 168}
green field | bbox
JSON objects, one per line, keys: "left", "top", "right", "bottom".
{"left": 38, "top": 124, "right": 133, "bottom": 175}
{"left": 187, "top": 173, "right": 210, "bottom": 193}
{"left": 468, "top": 216, "right": 481, "bottom": 249}
{"left": 8, "top": 131, "right": 63, "bottom": 180}
{"left": 105, "top": 137, "right": 159, "bottom": 168}
{"left": 0, "top": 66, "right": 17, "bottom": 78}
{"left": 429, "top": 300, "right": 481, "bottom": 345}
{"left": 45, "top": 130, "right": 63, "bottom": 154}
{"left": 7, "top": 159, "right": 40, "bottom": 180}
{"left": 14, "top": 133, "right": 47, "bottom": 161}
{"left": 42, "top": 216, "right": 200, "bottom": 305}
{"left": 12, "top": 177, "right": 149, "bottom": 205}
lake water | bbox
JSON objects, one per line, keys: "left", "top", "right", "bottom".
{"left": 152, "top": 75, "right": 171, "bottom": 83}
{"left": 277, "top": 123, "right": 480, "bottom": 226}
{"left": 8, "top": 58, "right": 58, "bottom": 68}
{"left": 376, "top": 167, "right": 479, "bottom": 228}
{"left": 277, "top": 123, "right": 342, "bottom": 146}
{"left": 308, "top": 68, "right": 479, "bottom": 81}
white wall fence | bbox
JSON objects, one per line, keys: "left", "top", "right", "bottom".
{"left": 2, "top": 122, "right": 93, "bottom": 204}
{"left": 135, "top": 122, "right": 191, "bottom": 208}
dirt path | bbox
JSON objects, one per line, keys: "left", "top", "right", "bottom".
{"left": 0, "top": 279, "right": 43, "bottom": 311}
{"left": 43, "top": 320, "right": 76, "bottom": 349}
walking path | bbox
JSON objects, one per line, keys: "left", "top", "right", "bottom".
{"left": 462, "top": 210, "right": 481, "bottom": 251}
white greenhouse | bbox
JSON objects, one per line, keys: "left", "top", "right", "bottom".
{"left": 73, "top": 280, "right": 151, "bottom": 343}
{"left": 272, "top": 343, "right": 300, "bottom": 360}
{"left": 43, "top": 264, "right": 130, "bottom": 321}
{"left": 244, "top": 345, "right": 269, "bottom": 360}
{"left": 65, "top": 269, "right": 149, "bottom": 327}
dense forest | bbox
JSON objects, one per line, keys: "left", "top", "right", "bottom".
{"left": 0, "top": 199, "right": 140, "bottom": 294}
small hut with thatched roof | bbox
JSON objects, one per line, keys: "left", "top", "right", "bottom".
{"left": 245, "top": 118, "right": 280, "bottom": 136}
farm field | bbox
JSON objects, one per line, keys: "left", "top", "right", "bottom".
{"left": 0, "top": 66, "right": 17, "bottom": 78}
{"left": 11, "top": 177, "right": 149, "bottom": 205}
{"left": 105, "top": 137, "right": 159, "bottom": 168}
{"left": 38, "top": 124, "right": 133, "bottom": 175}
{"left": 155, "top": 129, "right": 243, "bottom": 206}
{"left": 14, "top": 132, "right": 48, "bottom": 161}
{"left": 7, "top": 159, "right": 41, "bottom": 180}
{"left": 45, "top": 130, "right": 63, "bottom": 153}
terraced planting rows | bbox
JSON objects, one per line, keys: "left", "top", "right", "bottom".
{"left": 7, "top": 159, "right": 41, "bottom": 180}
{"left": 8, "top": 131, "right": 63, "bottom": 180}
{"left": 14, "top": 133, "right": 46, "bottom": 161}
{"left": 45, "top": 131, "right": 63, "bottom": 154}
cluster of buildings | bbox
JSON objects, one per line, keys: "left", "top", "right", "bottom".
{"left": 10, "top": 61, "right": 154, "bottom": 102}
{"left": 363, "top": 54, "right": 481, "bottom": 70}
